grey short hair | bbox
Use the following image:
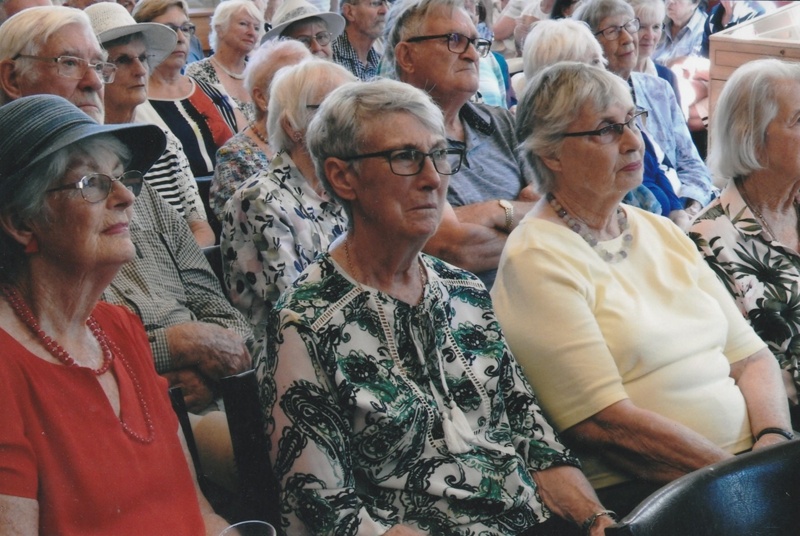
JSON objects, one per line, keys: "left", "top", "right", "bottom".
{"left": 209, "top": 0, "right": 264, "bottom": 52}
{"left": 244, "top": 39, "right": 311, "bottom": 120}
{"left": 382, "top": 0, "right": 465, "bottom": 80}
{"left": 522, "top": 19, "right": 606, "bottom": 80}
{"left": 133, "top": 0, "right": 189, "bottom": 22}
{"left": 627, "top": 0, "right": 664, "bottom": 22}
{"left": 516, "top": 61, "right": 633, "bottom": 194}
{"left": 708, "top": 59, "right": 800, "bottom": 182}
{"left": 572, "top": 0, "right": 634, "bottom": 32}
{"left": 0, "top": 135, "right": 130, "bottom": 284}
{"left": 306, "top": 78, "right": 445, "bottom": 221}
{"left": 266, "top": 59, "right": 357, "bottom": 152}
{"left": 0, "top": 6, "right": 94, "bottom": 104}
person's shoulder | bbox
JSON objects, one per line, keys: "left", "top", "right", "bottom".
{"left": 273, "top": 255, "right": 352, "bottom": 325}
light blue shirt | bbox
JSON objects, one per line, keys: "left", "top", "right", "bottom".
{"left": 631, "top": 72, "right": 716, "bottom": 206}
{"left": 654, "top": 7, "right": 707, "bottom": 64}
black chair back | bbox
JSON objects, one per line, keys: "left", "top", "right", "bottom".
{"left": 605, "top": 440, "right": 800, "bottom": 536}
{"left": 202, "top": 244, "right": 225, "bottom": 290}
{"left": 220, "top": 369, "right": 281, "bottom": 529}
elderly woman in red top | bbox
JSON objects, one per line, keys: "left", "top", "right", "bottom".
{"left": 0, "top": 95, "right": 230, "bottom": 535}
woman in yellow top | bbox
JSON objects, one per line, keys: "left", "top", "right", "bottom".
{"left": 492, "top": 62, "right": 792, "bottom": 516}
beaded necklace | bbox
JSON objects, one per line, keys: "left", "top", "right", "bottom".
{"left": 248, "top": 122, "right": 269, "bottom": 146}
{"left": 211, "top": 56, "right": 245, "bottom": 80}
{"left": 547, "top": 192, "right": 633, "bottom": 263}
{"left": 1, "top": 284, "right": 155, "bottom": 444}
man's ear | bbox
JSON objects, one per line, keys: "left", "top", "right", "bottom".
{"left": 324, "top": 157, "right": 358, "bottom": 203}
{"left": 341, "top": 2, "right": 356, "bottom": 23}
{"left": 394, "top": 42, "right": 415, "bottom": 77}
{"left": 0, "top": 59, "right": 25, "bottom": 101}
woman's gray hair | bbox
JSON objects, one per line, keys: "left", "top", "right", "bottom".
{"left": 628, "top": 0, "right": 664, "bottom": 22}
{"left": 306, "top": 78, "right": 445, "bottom": 221}
{"left": 244, "top": 39, "right": 311, "bottom": 120}
{"left": 522, "top": 19, "right": 606, "bottom": 80}
{"left": 209, "top": 0, "right": 264, "bottom": 52}
{"left": 516, "top": 61, "right": 632, "bottom": 194}
{"left": 572, "top": 0, "right": 634, "bottom": 32}
{"left": 0, "top": 135, "right": 131, "bottom": 284}
{"left": 708, "top": 59, "right": 800, "bottom": 182}
{"left": 267, "top": 59, "right": 357, "bottom": 152}
{"left": 382, "top": 0, "right": 465, "bottom": 80}
{"left": 0, "top": 6, "right": 95, "bottom": 104}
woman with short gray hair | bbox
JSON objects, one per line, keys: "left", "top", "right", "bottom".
{"left": 494, "top": 61, "right": 791, "bottom": 516}
{"left": 691, "top": 59, "right": 800, "bottom": 427}
{"left": 259, "top": 76, "right": 617, "bottom": 535}
{"left": 221, "top": 59, "right": 355, "bottom": 341}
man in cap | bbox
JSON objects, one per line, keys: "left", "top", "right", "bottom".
{"left": 0, "top": 5, "right": 254, "bottom": 415}
{"left": 384, "top": 0, "right": 536, "bottom": 289}
{"left": 332, "top": 0, "right": 387, "bottom": 80}
{"left": 262, "top": 0, "right": 346, "bottom": 59}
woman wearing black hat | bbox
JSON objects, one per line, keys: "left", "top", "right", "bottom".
{"left": 0, "top": 95, "right": 230, "bottom": 535}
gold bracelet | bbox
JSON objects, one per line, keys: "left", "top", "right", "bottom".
{"left": 581, "top": 509, "right": 618, "bottom": 535}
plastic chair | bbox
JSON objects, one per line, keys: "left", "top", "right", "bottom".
{"left": 605, "top": 439, "right": 800, "bottom": 535}
{"left": 220, "top": 369, "right": 281, "bottom": 529}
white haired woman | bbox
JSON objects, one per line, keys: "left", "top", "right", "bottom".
{"left": 690, "top": 59, "right": 800, "bottom": 429}
{"left": 185, "top": 0, "right": 264, "bottom": 122}
{"left": 259, "top": 76, "right": 616, "bottom": 535}
{"left": 0, "top": 94, "right": 230, "bottom": 535}
{"left": 629, "top": 0, "right": 681, "bottom": 106}
{"left": 492, "top": 62, "right": 792, "bottom": 516}
{"left": 210, "top": 39, "right": 311, "bottom": 222}
{"left": 220, "top": 60, "right": 355, "bottom": 341}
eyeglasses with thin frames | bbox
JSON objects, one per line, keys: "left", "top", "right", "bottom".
{"left": 344, "top": 147, "right": 465, "bottom": 176}
{"left": 294, "top": 31, "right": 332, "bottom": 47}
{"left": 162, "top": 22, "right": 196, "bottom": 36}
{"left": 595, "top": 18, "right": 640, "bottom": 40}
{"left": 110, "top": 53, "right": 155, "bottom": 68}
{"left": 14, "top": 55, "right": 117, "bottom": 84}
{"left": 46, "top": 171, "right": 144, "bottom": 203}
{"left": 405, "top": 33, "right": 492, "bottom": 58}
{"left": 561, "top": 110, "right": 648, "bottom": 144}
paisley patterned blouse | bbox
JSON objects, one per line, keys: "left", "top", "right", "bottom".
{"left": 690, "top": 181, "right": 800, "bottom": 389}
{"left": 221, "top": 152, "right": 346, "bottom": 341}
{"left": 258, "top": 253, "right": 578, "bottom": 535}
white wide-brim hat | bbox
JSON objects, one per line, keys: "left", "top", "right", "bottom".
{"left": 86, "top": 2, "right": 178, "bottom": 68}
{"left": 262, "top": 0, "right": 345, "bottom": 43}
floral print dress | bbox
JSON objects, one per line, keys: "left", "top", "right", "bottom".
{"left": 258, "top": 253, "right": 578, "bottom": 534}
{"left": 221, "top": 151, "right": 346, "bottom": 341}
{"left": 690, "top": 181, "right": 800, "bottom": 388}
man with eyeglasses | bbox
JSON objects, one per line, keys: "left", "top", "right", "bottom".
{"left": 262, "top": 0, "right": 346, "bottom": 60}
{"left": 384, "top": 0, "right": 536, "bottom": 289}
{"left": 0, "top": 5, "right": 110, "bottom": 122}
{"left": 333, "top": 0, "right": 387, "bottom": 80}
{"left": 575, "top": 0, "right": 715, "bottom": 219}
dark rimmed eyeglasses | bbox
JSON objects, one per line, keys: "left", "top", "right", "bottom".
{"left": 162, "top": 22, "right": 196, "bottom": 36}
{"left": 595, "top": 18, "right": 640, "bottom": 40}
{"left": 294, "top": 31, "right": 333, "bottom": 47}
{"left": 561, "top": 110, "right": 648, "bottom": 144}
{"left": 344, "top": 147, "right": 465, "bottom": 176}
{"left": 405, "top": 32, "right": 492, "bottom": 58}
{"left": 14, "top": 55, "right": 117, "bottom": 84}
{"left": 47, "top": 171, "right": 144, "bottom": 203}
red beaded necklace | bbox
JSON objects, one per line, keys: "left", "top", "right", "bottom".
{"left": 1, "top": 284, "right": 155, "bottom": 444}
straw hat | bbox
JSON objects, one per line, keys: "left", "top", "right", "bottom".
{"left": 85, "top": 2, "right": 177, "bottom": 67}
{"left": 262, "top": 0, "right": 345, "bottom": 43}
{"left": 0, "top": 95, "right": 166, "bottom": 182}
